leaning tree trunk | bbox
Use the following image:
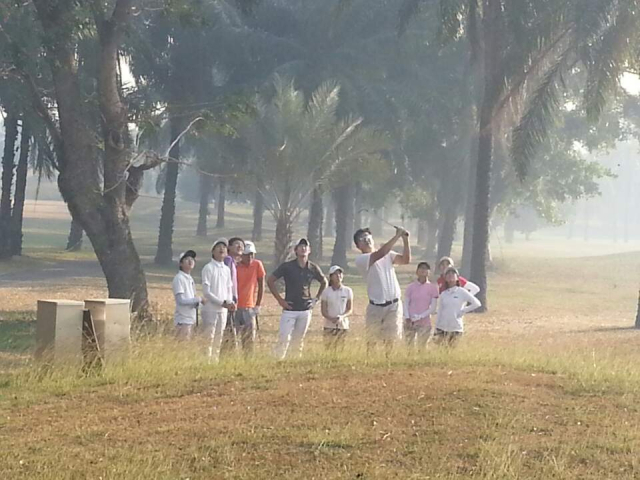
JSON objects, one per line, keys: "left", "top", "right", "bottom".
{"left": 331, "top": 183, "right": 355, "bottom": 268}
{"left": 155, "top": 117, "right": 182, "bottom": 265}
{"left": 33, "top": 0, "right": 150, "bottom": 318}
{"left": 10, "top": 120, "right": 31, "bottom": 256}
{"left": 216, "top": 176, "right": 226, "bottom": 229}
{"left": 307, "top": 186, "right": 323, "bottom": 261}
{"left": 274, "top": 210, "right": 293, "bottom": 266}
{"left": 196, "top": 172, "right": 212, "bottom": 237}
{"left": 66, "top": 218, "right": 84, "bottom": 252}
{"left": 0, "top": 111, "right": 19, "bottom": 259}
{"left": 252, "top": 185, "right": 264, "bottom": 242}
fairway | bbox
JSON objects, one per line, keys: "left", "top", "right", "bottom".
{"left": 1, "top": 196, "right": 640, "bottom": 479}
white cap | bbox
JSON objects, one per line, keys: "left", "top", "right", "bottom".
{"left": 211, "top": 238, "right": 228, "bottom": 250}
{"left": 243, "top": 241, "right": 257, "bottom": 254}
{"left": 328, "top": 265, "right": 343, "bottom": 275}
{"left": 177, "top": 250, "right": 196, "bottom": 266}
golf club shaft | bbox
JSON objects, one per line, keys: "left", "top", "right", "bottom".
{"left": 360, "top": 209, "right": 409, "bottom": 236}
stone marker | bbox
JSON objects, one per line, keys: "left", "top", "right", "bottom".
{"left": 35, "top": 300, "right": 84, "bottom": 365}
{"left": 84, "top": 299, "right": 131, "bottom": 362}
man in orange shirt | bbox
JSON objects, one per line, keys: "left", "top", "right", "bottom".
{"left": 235, "top": 241, "right": 266, "bottom": 355}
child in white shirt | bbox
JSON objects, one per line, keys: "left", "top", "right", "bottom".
{"left": 201, "top": 238, "right": 236, "bottom": 362}
{"left": 320, "top": 265, "right": 353, "bottom": 351}
{"left": 172, "top": 250, "right": 205, "bottom": 340}
{"left": 435, "top": 267, "right": 481, "bottom": 346}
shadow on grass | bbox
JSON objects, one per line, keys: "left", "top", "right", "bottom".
{"left": 569, "top": 325, "right": 639, "bottom": 334}
{"left": 0, "top": 314, "right": 35, "bottom": 354}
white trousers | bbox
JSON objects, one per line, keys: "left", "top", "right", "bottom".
{"left": 274, "top": 310, "right": 312, "bottom": 360}
{"left": 201, "top": 310, "right": 228, "bottom": 363}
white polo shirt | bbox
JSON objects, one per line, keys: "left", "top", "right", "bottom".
{"left": 201, "top": 259, "right": 234, "bottom": 313}
{"left": 321, "top": 285, "right": 353, "bottom": 329}
{"left": 172, "top": 270, "right": 199, "bottom": 325}
{"left": 436, "top": 286, "right": 482, "bottom": 332}
{"left": 355, "top": 251, "right": 400, "bottom": 304}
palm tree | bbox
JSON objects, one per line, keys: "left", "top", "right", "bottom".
{"left": 244, "top": 76, "right": 387, "bottom": 265}
{"left": 507, "top": 0, "right": 640, "bottom": 325}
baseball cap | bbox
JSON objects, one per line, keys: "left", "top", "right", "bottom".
{"left": 328, "top": 265, "right": 343, "bottom": 275}
{"left": 296, "top": 238, "right": 309, "bottom": 248}
{"left": 243, "top": 241, "right": 257, "bottom": 255}
{"left": 211, "top": 238, "right": 228, "bottom": 250}
{"left": 178, "top": 250, "right": 196, "bottom": 265}
{"left": 438, "top": 256, "right": 454, "bottom": 266}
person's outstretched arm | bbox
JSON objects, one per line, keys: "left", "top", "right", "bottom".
{"left": 369, "top": 227, "right": 407, "bottom": 267}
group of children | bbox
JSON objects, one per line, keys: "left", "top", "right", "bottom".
{"left": 171, "top": 228, "right": 482, "bottom": 362}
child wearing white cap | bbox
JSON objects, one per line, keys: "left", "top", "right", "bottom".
{"left": 320, "top": 265, "right": 353, "bottom": 350}
{"left": 201, "top": 238, "right": 236, "bottom": 362}
{"left": 172, "top": 250, "right": 205, "bottom": 340}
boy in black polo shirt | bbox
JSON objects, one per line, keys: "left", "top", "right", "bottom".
{"left": 267, "top": 238, "right": 327, "bottom": 359}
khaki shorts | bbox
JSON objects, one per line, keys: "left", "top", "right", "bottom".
{"left": 365, "top": 302, "right": 402, "bottom": 342}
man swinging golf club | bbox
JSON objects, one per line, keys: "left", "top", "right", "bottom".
{"left": 354, "top": 225, "right": 411, "bottom": 355}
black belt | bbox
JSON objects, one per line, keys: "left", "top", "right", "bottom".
{"left": 369, "top": 298, "right": 399, "bottom": 307}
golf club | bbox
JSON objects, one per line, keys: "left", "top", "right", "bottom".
{"left": 358, "top": 208, "right": 409, "bottom": 236}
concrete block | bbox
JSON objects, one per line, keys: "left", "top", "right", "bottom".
{"left": 35, "top": 300, "right": 84, "bottom": 365}
{"left": 84, "top": 299, "right": 131, "bottom": 363}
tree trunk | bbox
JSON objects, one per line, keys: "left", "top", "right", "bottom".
{"left": 425, "top": 210, "right": 439, "bottom": 261}
{"left": 635, "top": 290, "right": 640, "bottom": 329}
{"left": 371, "top": 207, "right": 383, "bottom": 237}
{"left": 33, "top": 0, "right": 150, "bottom": 319}
{"left": 155, "top": 117, "right": 182, "bottom": 265}
{"left": 325, "top": 193, "right": 335, "bottom": 238}
{"left": 196, "top": 172, "right": 212, "bottom": 237}
{"left": 274, "top": 210, "right": 293, "bottom": 266}
{"left": 436, "top": 202, "right": 457, "bottom": 262}
{"left": 417, "top": 218, "right": 427, "bottom": 246}
{"left": 216, "top": 177, "right": 226, "bottom": 229}
{"left": 353, "top": 182, "right": 363, "bottom": 230}
{"left": 468, "top": 0, "right": 501, "bottom": 312}
{"left": 0, "top": 111, "right": 19, "bottom": 259}
{"left": 10, "top": 119, "right": 30, "bottom": 256}
{"left": 66, "top": 218, "right": 84, "bottom": 252}
{"left": 461, "top": 151, "right": 478, "bottom": 278}
{"left": 307, "top": 186, "right": 323, "bottom": 261}
{"left": 331, "top": 183, "right": 355, "bottom": 268}
{"left": 252, "top": 185, "right": 264, "bottom": 242}
{"left": 504, "top": 216, "right": 515, "bottom": 244}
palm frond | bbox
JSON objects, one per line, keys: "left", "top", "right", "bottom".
{"left": 583, "top": 6, "right": 638, "bottom": 121}
{"left": 511, "top": 55, "right": 569, "bottom": 181}
{"left": 437, "top": 0, "right": 466, "bottom": 44}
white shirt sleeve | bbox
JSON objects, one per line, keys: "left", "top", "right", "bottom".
{"left": 355, "top": 254, "right": 370, "bottom": 277}
{"left": 463, "top": 280, "right": 480, "bottom": 297}
{"left": 460, "top": 288, "right": 482, "bottom": 315}
{"left": 417, "top": 297, "right": 438, "bottom": 318}
{"left": 175, "top": 292, "right": 200, "bottom": 307}
{"left": 403, "top": 284, "right": 411, "bottom": 318}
